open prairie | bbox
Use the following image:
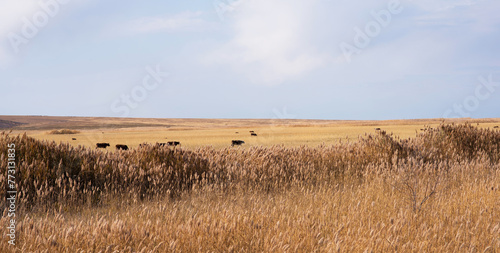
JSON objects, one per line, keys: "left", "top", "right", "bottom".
{"left": 2, "top": 115, "right": 500, "bottom": 149}
{"left": 1, "top": 116, "right": 500, "bottom": 252}
{"left": 3, "top": 0, "right": 499, "bottom": 251}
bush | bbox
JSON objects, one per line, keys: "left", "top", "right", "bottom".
{"left": 48, "top": 129, "right": 80, "bottom": 135}
{"left": 0, "top": 123, "right": 498, "bottom": 212}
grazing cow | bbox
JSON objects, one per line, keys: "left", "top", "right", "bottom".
{"left": 375, "top": 128, "right": 381, "bottom": 131}
{"left": 232, "top": 140, "right": 245, "bottom": 146}
{"left": 116, "top": 144, "right": 129, "bottom": 150}
{"left": 235, "top": 132, "right": 239, "bottom": 134}
{"left": 249, "top": 130, "right": 254, "bottom": 133}
{"left": 167, "top": 141, "right": 181, "bottom": 146}
{"left": 494, "top": 126, "right": 499, "bottom": 129}
{"left": 96, "top": 143, "right": 110, "bottom": 149}
{"left": 251, "top": 133, "right": 257, "bottom": 136}
{"left": 72, "top": 138, "right": 77, "bottom": 140}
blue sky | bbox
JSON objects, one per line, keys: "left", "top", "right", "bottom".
{"left": 1, "top": 0, "right": 499, "bottom": 120}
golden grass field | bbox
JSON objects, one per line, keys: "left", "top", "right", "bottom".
{"left": 3, "top": 115, "right": 500, "bottom": 149}
{"left": 1, "top": 116, "right": 499, "bottom": 252}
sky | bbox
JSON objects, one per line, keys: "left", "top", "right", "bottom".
{"left": 0, "top": 0, "right": 499, "bottom": 120}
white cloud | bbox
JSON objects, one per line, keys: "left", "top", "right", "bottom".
{"left": 0, "top": 46, "right": 10, "bottom": 68}
{"left": 410, "top": 0, "right": 499, "bottom": 30}
{"left": 126, "top": 11, "right": 214, "bottom": 34}
{"left": 440, "top": 0, "right": 479, "bottom": 10}
{"left": 0, "top": 1, "right": 39, "bottom": 65}
{"left": 203, "top": 0, "right": 500, "bottom": 87}
{"left": 331, "top": 1, "right": 499, "bottom": 84}
{"left": 332, "top": 31, "right": 459, "bottom": 85}
{"left": 0, "top": 1, "right": 39, "bottom": 35}
{"left": 0, "top": 0, "right": 86, "bottom": 67}
{"left": 409, "top": 0, "right": 480, "bottom": 12}
{"left": 206, "top": 0, "right": 327, "bottom": 85}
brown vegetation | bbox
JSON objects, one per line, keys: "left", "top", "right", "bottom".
{"left": 0, "top": 119, "right": 25, "bottom": 129}
{"left": 0, "top": 123, "right": 499, "bottom": 252}
{"left": 47, "top": 129, "right": 80, "bottom": 135}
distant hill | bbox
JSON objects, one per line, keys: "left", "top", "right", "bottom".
{"left": 0, "top": 115, "right": 497, "bottom": 132}
{"left": 0, "top": 115, "right": 325, "bottom": 131}
{"left": 0, "top": 119, "right": 25, "bottom": 129}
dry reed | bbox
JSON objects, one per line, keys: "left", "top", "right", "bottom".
{"left": 0, "top": 123, "right": 499, "bottom": 252}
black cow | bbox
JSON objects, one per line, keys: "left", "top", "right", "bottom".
{"left": 116, "top": 144, "right": 129, "bottom": 150}
{"left": 96, "top": 143, "right": 110, "bottom": 149}
{"left": 494, "top": 126, "right": 499, "bottom": 129}
{"left": 232, "top": 140, "right": 245, "bottom": 146}
{"left": 72, "top": 138, "right": 77, "bottom": 140}
{"left": 251, "top": 133, "right": 257, "bottom": 136}
{"left": 167, "top": 141, "right": 181, "bottom": 146}
{"left": 375, "top": 128, "right": 381, "bottom": 131}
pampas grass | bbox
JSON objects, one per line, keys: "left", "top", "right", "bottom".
{"left": 0, "top": 123, "right": 499, "bottom": 252}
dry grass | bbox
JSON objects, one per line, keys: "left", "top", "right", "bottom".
{"left": 4, "top": 170, "right": 499, "bottom": 252}
{"left": 47, "top": 129, "right": 81, "bottom": 135}
{"left": 12, "top": 117, "right": 500, "bottom": 149}
{"left": 1, "top": 123, "right": 499, "bottom": 252}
